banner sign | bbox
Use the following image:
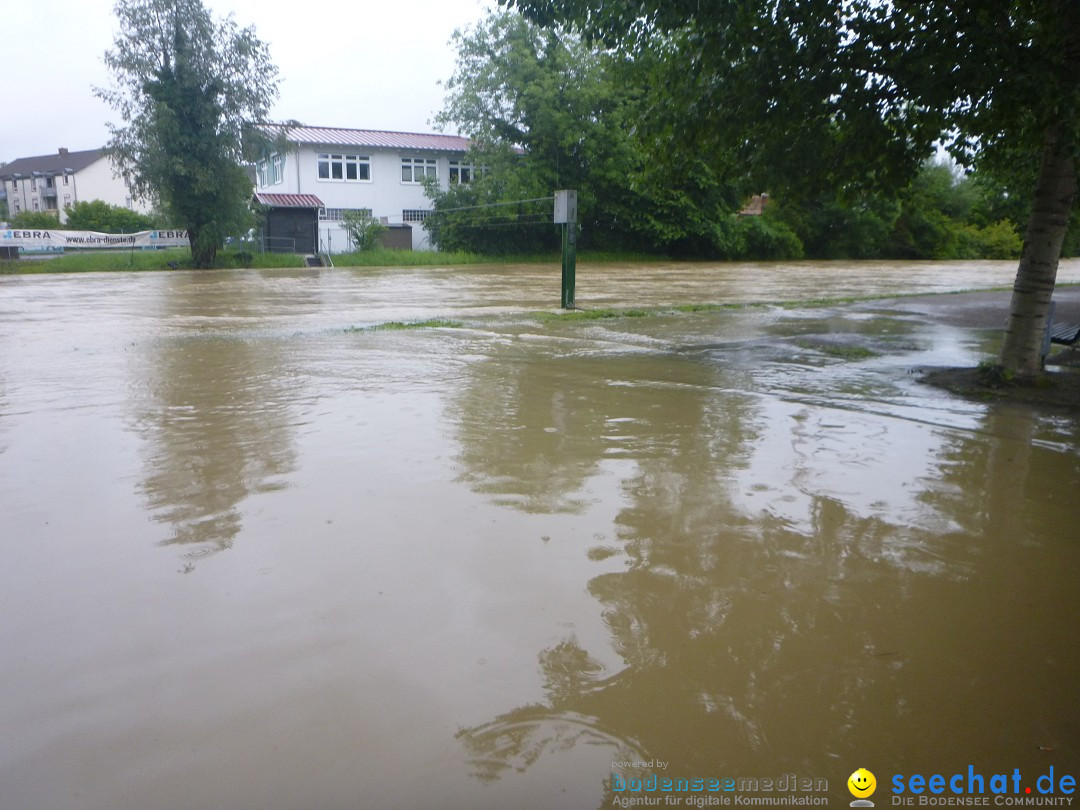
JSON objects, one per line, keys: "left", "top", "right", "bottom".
{"left": 1, "top": 228, "right": 189, "bottom": 250}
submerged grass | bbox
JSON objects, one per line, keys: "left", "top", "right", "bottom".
{"left": 795, "top": 339, "right": 880, "bottom": 360}
{"left": 4, "top": 248, "right": 305, "bottom": 274}
{"left": 533, "top": 307, "right": 652, "bottom": 322}
{"left": 346, "top": 318, "right": 465, "bottom": 332}
{"left": 3, "top": 246, "right": 660, "bottom": 274}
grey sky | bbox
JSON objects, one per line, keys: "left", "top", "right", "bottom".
{"left": 2, "top": 0, "right": 494, "bottom": 162}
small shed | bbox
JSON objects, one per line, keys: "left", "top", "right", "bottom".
{"left": 254, "top": 193, "right": 324, "bottom": 254}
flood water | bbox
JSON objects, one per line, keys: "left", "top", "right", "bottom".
{"left": 1, "top": 260, "right": 1078, "bottom": 809}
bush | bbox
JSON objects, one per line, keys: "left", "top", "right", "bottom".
{"left": 63, "top": 200, "right": 156, "bottom": 233}
{"left": 341, "top": 210, "right": 388, "bottom": 251}
{"left": 11, "top": 210, "right": 61, "bottom": 229}
{"left": 958, "top": 220, "right": 1023, "bottom": 259}
{"left": 732, "top": 215, "right": 804, "bottom": 260}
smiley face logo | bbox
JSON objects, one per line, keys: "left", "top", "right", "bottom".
{"left": 848, "top": 768, "right": 877, "bottom": 799}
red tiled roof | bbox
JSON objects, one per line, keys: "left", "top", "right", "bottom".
{"left": 261, "top": 124, "right": 471, "bottom": 153}
{"left": 254, "top": 193, "right": 324, "bottom": 208}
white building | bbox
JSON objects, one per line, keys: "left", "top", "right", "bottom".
{"left": 0, "top": 148, "right": 148, "bottom": 223}
{"left": 253, "top": 124, "right": 476, "bottom": 252}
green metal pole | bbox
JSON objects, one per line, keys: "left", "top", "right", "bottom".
{"left": 561, "top": 222, "right": 576, "bottom": 309}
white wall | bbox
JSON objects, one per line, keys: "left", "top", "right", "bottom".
{"left": 69, "top": 157, "right": 151, "bottom": 222}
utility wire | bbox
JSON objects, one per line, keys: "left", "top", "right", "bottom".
{"left": 430, "top": 196, "right": 555, "bottom": 215}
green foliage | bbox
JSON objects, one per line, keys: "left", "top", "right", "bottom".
{"left": 95, "top": 0, "right": 278, "bottom": 268}
{"left": 424, "top": 178, "right": 559, "bottom": 255}
{"left": 340, "top": 210, "right": 388, "bottom": 252}
{"left": 958, "top": 221, "right": 1024, "bottom": 260}
{"left": 503, "top": 0, "right": 1078, "bottom": 194}
{"left": 767, "top": 160, "right": 1025, "bottom": 260}
{"left": 10, "top": 210, "right": 61, "bottom": 229}
{"left": 432, "top": 12, "right": 765, "bottom": 257}
{"left": 63, "top": 199, "right": 157, "bottom": 232}
{"left": 437, "top": 11, "right": 1032, "bottom": 262}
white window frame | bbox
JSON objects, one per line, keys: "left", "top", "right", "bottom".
{"left": 401, "top": 157, "right": 437, "bottom": 184}
{"left": 319, "top": 207, "right": 372, "bottom": 221}
{"left": 257, "top": 153, "right": 286, "bottom": 188}
{"left": 318, "top": 153, "right": 371, "bottom": 183}
{"left": 448, "top": 160, "right": 482, "bottom": 184}
{"left": 402, "top": 209, "right": 431, "bottom": 222}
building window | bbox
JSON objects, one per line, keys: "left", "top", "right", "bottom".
{"left": 63, "top": 174, "right": 70, "bottom": 186}
{"left": 449, "top": 160, "right": 482, "bottom": 184}
{"left": 401, "top": 157, "right": 437, "bottom": 183}
{"left": 33, "top": 200, "right": 40, "bottom": 211}
{"left": 402, "top": 209, "right": 431, "bottom": 222}
{"left": 64, "top": 195, "right": 72, "bottom": 206}
{"left": 31, "top": 178, "right": 37, "bottom": 191}
{"left": 317, "top": 154, "right": 370, "bottom": 182}
{"left": 319, "top": 207, "right": 372, "bottom": 221}
{"left": 257, "top": 153, "right": 285, "bottom": 187}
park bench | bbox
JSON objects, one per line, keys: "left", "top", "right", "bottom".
{"left": 1040, "top": 301, "right": 1080, "bottom": 367}
{"left": 1049, "top": 318, "right": 1080, "bottom": 346}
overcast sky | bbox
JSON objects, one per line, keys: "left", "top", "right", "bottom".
{"left": 2, "top": 0, "right": 495, "bottom": 162}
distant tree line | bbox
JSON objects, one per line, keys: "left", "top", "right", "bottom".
{"left": 427, "top": 12, "right": 1077, "bottom": 263}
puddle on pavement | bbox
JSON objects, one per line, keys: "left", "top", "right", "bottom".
{"left": 1, "top": 261, "right": 1078, "bottom": 809}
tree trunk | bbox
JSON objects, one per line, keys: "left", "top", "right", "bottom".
{"left": 188, "top": 223, "right": 219, "bottom": 269}
{"left": 998, "top": 125, "right": 1077, "bottom": 377}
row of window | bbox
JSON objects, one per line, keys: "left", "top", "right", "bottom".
{"left": 319, "top": 207, "right": 372, "bottom": 221}
{"left": 8, "top": 194, "right": 109, "bottom": 214}
{"left": 318, "top": 154, "right": 369, "bottom": 182}
{"left": 7, "top": 175, "right": 69, "bottom": 192}
{"left": 257, "top": 154, "right": 285, "bottom": 187}
{"left": 318, "top": 207, "right": 432, "bottom": 223}
{"left": 256, "top": 153, "right": 481, "bottom": 187}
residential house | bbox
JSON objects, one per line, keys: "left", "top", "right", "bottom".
{"left": 0, "top": 148, "right": 148, "bottom": 223}
{"left": 253, "top": 124, "right": 476, "bottom": 253}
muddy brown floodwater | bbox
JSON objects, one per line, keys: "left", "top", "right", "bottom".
{"left": 1, "top": 260, "right": 1079, "bottom": 810}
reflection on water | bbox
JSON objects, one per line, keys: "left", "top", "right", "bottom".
{"left": 456, "top": 349, "right": 1079, "bottom": 792}
{"left": 0, "top": 263, "right": 1078, "bottom": 810}
{"left": 452, "top": 337, "right": 757, "bottom": 514}
{"left": 132, "top": 275, "right": 299, "bottom": 565}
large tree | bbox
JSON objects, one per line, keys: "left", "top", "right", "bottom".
{"left": 501, "top": 0, "right": 1079, "bottom": 378}
{"left": 432, "top": 11, "right": 802, "bottom": 258}
{"left": 96, "top": 0, "right": 278, "bottom": 268}
{"left": 431, "top": 12, "right": 652, "bottom": 254}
